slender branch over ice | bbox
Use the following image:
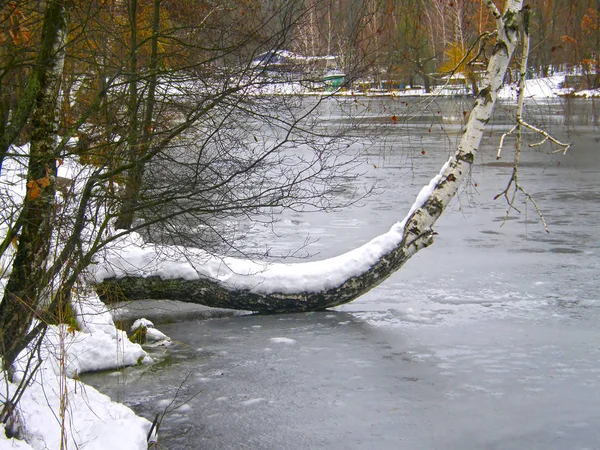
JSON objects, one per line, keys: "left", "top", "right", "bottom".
{"left": 494, "top": 9, "right": 559, "bottom": 234}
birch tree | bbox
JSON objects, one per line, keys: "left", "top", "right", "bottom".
{"left": 99, "top": 0, "right": 527, "bottom": 312}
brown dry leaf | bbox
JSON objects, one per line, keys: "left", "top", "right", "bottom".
{"left": 37, "top": 175, "right": 51, "bottom": 188}
{"left": 27, "top": 180, "right": 40, "bottom": 200}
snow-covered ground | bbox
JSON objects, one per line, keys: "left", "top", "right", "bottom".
{"left": 497, "top": 73, "right": 575, "bottom": 100}
{"left": 0, "top": 147, "right": 157, "bottom": 448}
{"left": 0, "top": 291, "right": 152, "bottom": 449}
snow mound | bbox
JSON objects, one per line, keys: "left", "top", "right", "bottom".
{"left": 4, "top": 359, "right": 150, "bottom": 450}
{"left": 497, "top": 74, "right": 572, "bottom": 100}
{"left": 1, "top": 290, "right": 151, "bottom": 449}
{"left": 131, "top": 318, "right": 171, "bottom": 344}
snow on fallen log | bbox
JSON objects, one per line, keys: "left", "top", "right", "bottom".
{"left": 95, "top": 164, "right": 446, "bottom": 290}
{"left": 94, "top": 164, "right": 447, "bottom": 312}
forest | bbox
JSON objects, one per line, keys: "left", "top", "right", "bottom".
{"left": 0, "top": 1, "right": 598, "bottom": 448}
{"left": 290, "top": 0, "right": 600, "bottom": 88}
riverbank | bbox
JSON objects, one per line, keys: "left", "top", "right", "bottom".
{"left": 256, "top": 73, "right": 600, "bottom": 99}
{"left": 0, "top": 292, "right": 152, "bottom": 449}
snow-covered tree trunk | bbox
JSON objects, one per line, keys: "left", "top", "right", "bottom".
{"left": 97, "top": 0, "right": 525, "bottom": 313}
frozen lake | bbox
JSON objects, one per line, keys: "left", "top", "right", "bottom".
{"left": 84, "top": 97, "right": 600, "bottom": 449}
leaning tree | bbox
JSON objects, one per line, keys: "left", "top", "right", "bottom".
{"left": 97, "top": 0, "right": 530, "bottom": 311}
{"left": 1, "top": 0, "right": 574, "bottom": 434}
{"left": 2, "top": 0, "right": 569, "bottom": 379}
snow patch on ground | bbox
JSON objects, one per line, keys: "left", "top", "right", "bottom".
{"left": 0, "top": 424, "right": 34, "bottom": 449}
{"left": 41, "top": 324, "right": 148, "bottom": 377}
{"left": 222, "top": 73, "right": 597, "bottom": 100}
{"left": 0, "top": 291, "right": 151, "bottom": 449}
{"left": 573, "top": 89, "right": 600, "bottom": 98}
{"left": 4, "top": 359, "right": 150, "bottom": 450}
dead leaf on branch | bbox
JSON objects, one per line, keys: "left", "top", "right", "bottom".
{"left": 26, "top": 180, "right": 40, "bottom": 200}
{"left": 36, "top": 175, "right": 51, "bottom": 188}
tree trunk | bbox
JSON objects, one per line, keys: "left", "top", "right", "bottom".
{"left": 98, "top": 1, "right": 525, "bottom": 313}
{"left": 0, "top": 0, "right": 69, "bottom": 370}
{"left": 113, "top": 0, "right": 140, "bottom": 230}
{"left": 114, "top": 0, "right": 161, "bottom": 230}
{"left": 0, "top": 1, "right": 67, "bottom": 171}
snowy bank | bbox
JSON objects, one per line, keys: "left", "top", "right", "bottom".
{"left": 250, "top": 73, "right": 600, "bottom": 99}
{"left": 497, "top": 74, "right": 573, "bottom": 100}
{"left": 2, "top": 357, "right": 150, "bottom": 450}
{"left": 0, "top": 291, "right": 152, "bottom": 449}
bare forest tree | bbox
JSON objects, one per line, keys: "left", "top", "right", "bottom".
{"left": 1, "top": 3, "right": 440, "bottom": 418}
{"left": 0, "top": 0, "right": 381, "bottom": 379}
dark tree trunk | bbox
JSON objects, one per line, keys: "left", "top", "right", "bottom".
{"left": 115, "top": 0, "right": 161, "bottom": 230}
{"left": 98, "top": 229, "right": 436, "bottom": 313}
{"left": 0, "top": 0, "right": 69, "bottom": 371}
{"left": 0, "top": 1, "right": 67, "bottom": 171}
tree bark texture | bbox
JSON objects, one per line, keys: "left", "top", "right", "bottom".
{"left": 0, "top": 1, "right": 68, "bottom": 171}
{"left": 0, "top": 0, "right": 69, "bottom": 369}
{"left": 98, "top": 1, "right": 524, "bottom": 313}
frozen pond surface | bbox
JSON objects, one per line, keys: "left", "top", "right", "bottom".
{"left": 84, "top": 98, "right": 600, "bottom": 449}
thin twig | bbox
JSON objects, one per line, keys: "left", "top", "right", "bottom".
{"left": 520, "top": 120, "right": 571, "bottom": 153}
{"left": 496, "top": 124, "right": 517, "bottom": 159}
{"left": 493, "top": 10, "right": 550, "bottom": 233}
{"left": 518, "top": 185, "right": 549, "bottom": 232}
{"left": 148, "top": 371, "right": 203, "bottom": 446}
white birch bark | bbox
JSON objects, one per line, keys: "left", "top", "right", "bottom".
{"left": 401, "top": 0, "right": 523, "bottom": 250}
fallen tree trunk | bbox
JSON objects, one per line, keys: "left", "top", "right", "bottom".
{"left": 97, "top": 0, "right": 524, "bottom": 313}
{"left": 98, "top": 226, "right": 436, "bottom": 313}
